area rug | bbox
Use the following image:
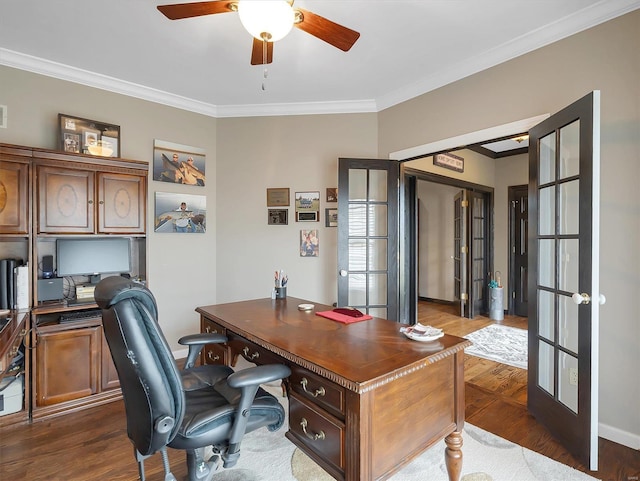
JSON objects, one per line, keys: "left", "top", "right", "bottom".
{"left": 210, "top": 388, "right": 599, "bottom": 481}
{"left": 464, "top": 324, "right": 528, "bottom": 369}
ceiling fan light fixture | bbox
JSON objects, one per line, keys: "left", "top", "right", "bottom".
{"left": 238, "top": 1, "right": 295, "bottom": 42}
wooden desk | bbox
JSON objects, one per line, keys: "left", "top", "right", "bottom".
{"left": 197, "top": 297, "right": 471, "bottom": 481}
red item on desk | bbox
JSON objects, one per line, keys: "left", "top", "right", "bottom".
{"left": 315, "top": 310, "right": 373, "bottom": 324}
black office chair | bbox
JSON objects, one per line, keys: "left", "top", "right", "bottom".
{"left": 95, "top": 276, "right": 290, "bottom": 481}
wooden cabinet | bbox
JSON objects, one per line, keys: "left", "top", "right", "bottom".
{"left": 35, "top": 322, "right": 100, "bottom": 406}
{"left": 37, "top": 166, "right": 145, "bottom": 234}
{"left": 101, "top": 334, "right": 119, "bottom": 391}
{"left": 0, "top": 155, "right": 29, "bottom": 235}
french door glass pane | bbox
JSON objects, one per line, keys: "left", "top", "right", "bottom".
{"left": 368, "top": 273, "right": 387, "bottom": 305}
{"left": 559, "top": 120, "right": 580, "bottom": 179}
{"left": 348, "top": 273, "right": 366, "bottom": 306}
{"left": 368, "top": 239, "right": 387, "bottom": 270}
{"left": 559, "top": 239, "right": 579, "bottom": 294}
{"left": 368, "top": 205, "right": 388, "bottom": 236}
{"left": 348, "top": 239, "right": 366, "bottom": 271}
{"left": 368, "top": 170, "right": 387, "bottom": 201}
{"left": 558, "top": 351, "right": 579, "bottom": 413}
{"left": 539, "top": 133, "right": 556, "bottom": 184}
{"left": 348, "top": 205, "right": 366, "bottom": 236}
{"left": 369, "top": 307, "right": 387, "bottom": 319}
{"left": 559, "top": 180, "right": 579, "bottom": 235}
{"left": 538, "top": 290, "right": 555, "bottom": 341}
{"left": 349, "top": 169, "right": 367, "bottom": 201}
{"left": 539, "top": 186, "right": 555, "bottom": 235}
{"left": 558, "top": 294, "right": 579, "bottom": 353}
{"left": 538, "top": 239, "right": 555, "bottom": 288}
{"left": 538, "top": 340, "right": 555, "bottom": 395}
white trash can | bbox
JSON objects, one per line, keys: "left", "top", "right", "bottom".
{"left": 489, "top": 287, "right": 504, "bottom": 321}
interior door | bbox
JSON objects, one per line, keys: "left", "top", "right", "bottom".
{"left": 337, "top": 158, "right": 400, "bottom": 321}
{"left": 528, "top": 91, "right": 601, "bottom": 470}
{"left": 509, "top": 185, "right": 528, "bottom": 316}
{"left": 469, "top": 191, "right": 488, "bottom": 318}
{"left": 453, "top": 190, "right": 468, "bottom": 317}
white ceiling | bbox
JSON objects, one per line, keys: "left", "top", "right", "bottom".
{"left": 1, "top": 0, "right": 638, "bottom": 118}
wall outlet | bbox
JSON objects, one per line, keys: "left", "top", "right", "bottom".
{"left": 569, "top": 367, "right": 578, "bottom": 386}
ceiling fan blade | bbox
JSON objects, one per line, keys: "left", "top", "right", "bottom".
{"left": 294, "top": 8, "right": 360, "bottom": 52}
{"left": 157, "top": 1, "right": 235, "bottom": 20}
{"left": 251, "top": 38, "right": 274, "bottom": 65}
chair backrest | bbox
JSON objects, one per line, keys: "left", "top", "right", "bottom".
{"left": 95, "top": 276, "right": 184, "bottom": 456}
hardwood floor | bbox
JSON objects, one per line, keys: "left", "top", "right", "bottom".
{"left": 0, "top": 303, "right": 638, "bottom": 480}
{"left": 420, "top": 300, "right": 640, "bottom": 481}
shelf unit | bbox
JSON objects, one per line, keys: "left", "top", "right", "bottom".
{"left": 0, "top": 142, "right": 148, "bottom": 426}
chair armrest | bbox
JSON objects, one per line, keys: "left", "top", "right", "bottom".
{"left": 179, "top": 333, "right": 227, "bottom": 345}
{"left": 179, "top": 333, "right": 228, "bottom": 370}
{"left": 227, "top": 364, "right": 291, "bottom": 388}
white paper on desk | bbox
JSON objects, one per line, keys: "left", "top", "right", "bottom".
{"left": 14, "top": 264, "right": 29, "bottom": 310}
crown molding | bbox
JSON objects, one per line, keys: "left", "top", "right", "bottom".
{"left": 215, "top": 99, "right": 377, "bottom": 118}
{"left": 376, "top": 0, "right": 640, "bottom": 111}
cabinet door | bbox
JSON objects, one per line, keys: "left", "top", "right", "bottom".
{"left": 38, "top": 166, "right": 94, "bottom": 233}
{"left": 97, "top": 173, "right": 146, "bottom": 233}
{"left": 35, "top": 326, "right": 100, "bottom": 406}
{"left": 101, "top": 331, "right": 120, "bottom": 390}
{"left": 0, "top": 161, "right": 29, "bottom": 234}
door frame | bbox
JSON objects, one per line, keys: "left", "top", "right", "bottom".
{"left": 403, "top": 168, "right": 494, "bottom": 318}
{"left": 508, "top": 184, "right": 529, "bottom": 316}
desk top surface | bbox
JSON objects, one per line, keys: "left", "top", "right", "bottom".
{"left": 197, "top": 297, "right": 470, "bottom": 391}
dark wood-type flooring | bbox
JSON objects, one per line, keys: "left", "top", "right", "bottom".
{"left": 0, "top": 301, "right": 637, "bottom": 480}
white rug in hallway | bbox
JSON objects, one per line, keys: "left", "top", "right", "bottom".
{"left": 464, "top": 324, "right": 528, "bottom": 369}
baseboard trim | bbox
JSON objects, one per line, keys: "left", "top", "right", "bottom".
{"left": 173, "top": 347, "right": 189, "bottom": 361}
{"left": 599, "top": 422, "right": 640, "bottom": 450}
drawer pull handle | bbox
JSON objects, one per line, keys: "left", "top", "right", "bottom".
{"left": 300, "top": 418, "right": 325, "bottom": 441}
{"left": 300, "top": 378, "right": 325, "bottom": 397}
{"left": 207, "top": 352, "right": 220, "bottom": 362}
{"left": 205, "top": 327, "right": 219, "bottom": 334}
{"left": 242, "top": 347, "right": 260, "bottom": 360}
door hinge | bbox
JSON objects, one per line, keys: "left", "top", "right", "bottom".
{"left": 461, "top": 246, "right": 468, "bottom": 254}
{"left": 461, "top": 200, "right": 469, "bottom": 207}
{"left": 461, "top": 293, "right": 468, "bottom": 300}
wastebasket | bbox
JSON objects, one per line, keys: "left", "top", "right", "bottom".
{"left": 489, "top": 287, "right": 504, "bottom": 321}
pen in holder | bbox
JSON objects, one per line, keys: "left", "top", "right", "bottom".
{"left": 274, "top": 270, "right": 288, "bottom": 299}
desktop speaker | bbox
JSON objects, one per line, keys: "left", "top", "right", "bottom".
{"left": 37, "top": 278, "right": 63, "bottom": 302}
{"left": 42, "top": 255, "right": 54, "bottom": 279}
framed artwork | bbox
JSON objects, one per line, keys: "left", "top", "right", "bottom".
{"left": 326, "top": 188, "right": 338, "bottom": 202}
{"left": 295, "top": 191, "right": 320, "bottom": 222}
{"left": 300, "top": 229, "right": 319, "bottom": 257}
{"left": 325, "top": 208, "right": 338, "bottom": 227}
{"left": 267, "top": 188, "right": 290, "bottom": 206}
{"left": 154, "top": 191, "right": 207, "bottom": 233}
{"left": 268, "top": 209, "right": 288, "bottom": 225}
{"left": 153, "top": 139, "right": 206, "bottom": 186}
{"left": 433, "top": 152, "right": 464, "bottom": 172}
{"left": 58, "top": 113, "right": 120, "bottom": 157}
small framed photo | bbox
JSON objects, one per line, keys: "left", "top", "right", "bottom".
{"left": 325, "top": 208, "right": 338, "bottom": 227}
{"left": 295, "top": 191, "right": 320, "bottom": 222}
{"left": 267, "top": 188, "right": 290, "bottom": 206}
{"left": 58, "top": 113, "right": 121, "bottom": 157}
{"left": 326, "top": 188, "right": 338, "bottom": 202}
{"left": 300, "top": 229, "right": 319, "bottom": 257}
{"left": 268, "top": 209, "right": 288, "bottom": 225}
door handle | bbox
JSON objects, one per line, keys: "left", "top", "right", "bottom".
{"left": 339, "top": 269, "right": 347, "bottom": 277}
{"left": 571, "top": 292, "right": 606, "bottom": 305}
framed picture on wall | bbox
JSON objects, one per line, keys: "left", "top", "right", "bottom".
{"left": 325, "top": 208, "right": 338, "bottom": 227}
{"left": 153, "top": 139, "right": 206, "bottom": 187}
{"left": 295, "top": 191, "right": 320, "bottom": 222}
{"left": 58, "top": 113, "right": 121, "bottom": 157}
{"left": 268, "top": 209, "right": 288, "bottom": 225}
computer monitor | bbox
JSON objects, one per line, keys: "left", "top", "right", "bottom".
{"left": 56, "top": 238, "right": 131, "bottom": 278}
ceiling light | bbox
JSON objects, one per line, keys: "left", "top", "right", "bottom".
{"left": 514, "top": 135, "right": 529, "bottom": 143}
{"left": 238, "top": 1, "right": 295, "bottom": 42}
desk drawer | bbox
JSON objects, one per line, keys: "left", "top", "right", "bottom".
{"left": 289, "top": 393, "right": 344, "bottom": 472}
{"left": 203, "top": 342, "right": 226, "bottom": 366}
{"left": 202, "top": 318, "right": 225, "bottom": 335}
{"left": 227, "top": 334, "right": 282, "bottom": 366}
{"left": 290, "top": 366, "right": 345, "bottom": 419}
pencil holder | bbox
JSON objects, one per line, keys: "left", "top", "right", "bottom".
{"left": 275, "top": 287, "right": 287, "bottom": 299}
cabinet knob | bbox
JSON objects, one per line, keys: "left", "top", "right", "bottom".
{"left": 88, "top": 200, "right": 93, "bottom": 204}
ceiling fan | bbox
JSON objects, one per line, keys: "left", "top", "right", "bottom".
{"left": 157, "top": 1, "right": 360, "bottom": 65}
